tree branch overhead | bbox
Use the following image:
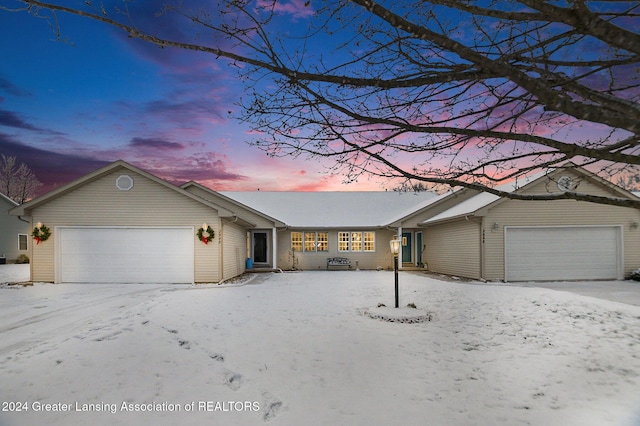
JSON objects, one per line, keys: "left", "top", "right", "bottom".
{"left": 3, "top": 0, "right": 639, "bottom": 207}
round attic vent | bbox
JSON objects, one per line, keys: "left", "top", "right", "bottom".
{"left": 116, "top": 174, "right": 134, "bottom": 191}
{"left": 556, "top": 175, "right": 574, "bottom": 192}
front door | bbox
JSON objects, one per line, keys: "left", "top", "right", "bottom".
{"left": 253, "top": 232, "right": 268, "bottom": 263}
{"left": 402, "top": 232, "right": 412, "bottom": 263}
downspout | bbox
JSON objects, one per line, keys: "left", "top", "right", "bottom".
{"left": 480, "top": 216, "right": 485, "bottom": 281}
{"left": 272, "top": 227, "right": 277, "bottom": 270}
{"left": 218, "top": 217, "right": 224, "bottom": 283}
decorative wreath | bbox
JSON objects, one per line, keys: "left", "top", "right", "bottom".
{"left": 197, "top": 224, "right": 215, "bottom": 245}
{"left": 32, "top": 223, "right": 51, "bottom": 245}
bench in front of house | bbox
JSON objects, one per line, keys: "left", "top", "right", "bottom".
{"left": 327, "top": 257, "right": 352, "bottom": 270}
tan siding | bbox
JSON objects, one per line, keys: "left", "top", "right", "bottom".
{"left": 31, "top": 169, "right": 222, "bottom": 283}
{"left": 424, "top": 219, "right": 481, "bottom": 279}
{"left": 222, "top": 220, "right": 247, "bottom": 280}
{"left": 483, "top": 170, "right": 640, "bottom": 280}
{"left": 276, "top": 229, "right": 397, "bottom": 270}
{"left": 484, "top": 200, "right": 640, "bottom": 280}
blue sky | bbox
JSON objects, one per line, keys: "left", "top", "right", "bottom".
{"left": 0, "top": 0, "right": 384, "bottom": 195}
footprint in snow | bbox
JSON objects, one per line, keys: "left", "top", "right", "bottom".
{"left": 223, "top": 370, "right": 242, "bottom": 391}
{"left": 261, "top": 392, "right": 285, "bottom": 422}
{"left": 209, "top": 353, "right": 225, "bottom": 362}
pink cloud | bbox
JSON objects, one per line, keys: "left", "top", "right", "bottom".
{"left": 255, "top": 0, "right": 314, "bottom": 18}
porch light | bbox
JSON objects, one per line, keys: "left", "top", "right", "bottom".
{"left": 389, "top": 239, "right": 401, "bottom": 256}
{"left": 390, "top": 237, "right": 401, "bottom": 308}
{"left": 36, "top": 222, "right": 42, "bottom": 229}
{"left": 202, "top": 223, "right": 208, "bottom": 231}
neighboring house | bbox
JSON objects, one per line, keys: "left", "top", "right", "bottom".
{"left": 0, "top": 192, "right": 30, "bottom": 263}
{"left": 9, "top": 160, "right": 640, "bottom": 283}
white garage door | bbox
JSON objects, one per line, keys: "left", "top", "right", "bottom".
{"left": 504, "top": 226, "right": 622, "bottom": 281}
{"left": 58, "top": 227, "right": 194, "bottom": 283}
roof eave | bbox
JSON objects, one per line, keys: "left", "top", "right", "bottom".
{"left": 182, "top": 181, "right": 286, "bottom": 227}
{"left": 10, "top": 160, "right": 235, "bottom": 217}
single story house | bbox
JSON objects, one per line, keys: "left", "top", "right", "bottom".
{"left": 9, "top": 160, "right": 640, "bottom": 283}
{"left": 1, "top": 192, "right": 31, "bottom": 263}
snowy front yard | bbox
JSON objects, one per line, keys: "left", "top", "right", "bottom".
{"left": 1, "top": 267, "right": 639, "bottom": 425}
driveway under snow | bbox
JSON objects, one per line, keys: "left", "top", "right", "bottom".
{"left": 1, "top": 267, "right": 639, "bottom": 425}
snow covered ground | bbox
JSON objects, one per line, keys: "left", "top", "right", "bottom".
{"left": 1, "top": 265, "right": 639, "bottom": 425}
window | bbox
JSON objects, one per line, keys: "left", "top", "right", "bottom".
{"left": 339, "top": 231, "right": 376, "bottom": 252}
{"left": 351, "top": 232, "right": 362, "bottom": 251}
{"left": 292, "top": 231, "right": 329, "bottom": 252}
{"left": 364, "top": 232, "right": 375, "bottom": 251}
{"left": 18, "top": 234, "right": 28, "bottom": 251}
{"left": 317, "top": 232, "right": 328, "bottom": 252}
{"left": 304, "top": 232, "right": 317, "bottom": 252}
{"left": 338, "top": 232, "right": 350, "bottom": 251}
{"left": 291, "top": 232, "right": 303, "bottom": 251}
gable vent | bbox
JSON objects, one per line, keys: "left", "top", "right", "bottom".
{"left": 116, "top": 175, "right": 134, "bottom": 191}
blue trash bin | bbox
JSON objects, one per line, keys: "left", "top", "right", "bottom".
{"left": 246, "top": 258, "right": 253, "bottom": 269}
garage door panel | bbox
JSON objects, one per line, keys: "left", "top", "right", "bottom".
{"left": 505, "top": 226, "right": 622, "bottom": 281}
{"left": 58, "top": 227, "right": 194, "bottom": 283}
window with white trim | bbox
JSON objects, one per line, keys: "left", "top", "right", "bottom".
{"left": 351, "top": 232, "right": 362, "bottom": 251}
{"left": 292, "top": 231, "right": 329, "bottom": 252}
{"left": 304, "top": 232, "right": 317, "bottom": 251}
{"left": 317, "top": 232, "right": 328, "bottom": 251}
{"left": 18, "top": 234, "right": 28, "bottom": 251}
{"left": 338, "top": 231, "right": 376, "bottom": 252}
{"left": 338, "top": 232, "right": 350, "bottom": 251}
{"left": 291, "top": 232, "right": 303, "bottom": 252}
{"left": 363, "top": 232, "right": 375, "bottom": 251}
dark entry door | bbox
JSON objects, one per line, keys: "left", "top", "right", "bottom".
{"left": 402, "top": 232, "right": 412, "bottom": 263}
{"left": 253, "top": 232, "right": 268, "bottom": 263}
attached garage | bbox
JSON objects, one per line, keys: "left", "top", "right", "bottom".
{"left": 504, "top": 226, "right": 623, "bottom": 281}
{"left": 57, "top": 227, "right": 194, "bottom": 283}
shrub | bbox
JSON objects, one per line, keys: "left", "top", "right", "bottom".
{"left": 15, "top": 254, "right": 30, "bottom": 264}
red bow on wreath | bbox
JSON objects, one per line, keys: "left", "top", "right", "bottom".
{"left": 197, "top": 223, "right": 215, "bottom": 245}
{"left": 32, "top": 222, "right": 51, "bottom": 245}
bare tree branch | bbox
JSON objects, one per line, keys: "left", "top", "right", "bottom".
{"left": 3, "top": 0, "right": 639, "bottom": 208}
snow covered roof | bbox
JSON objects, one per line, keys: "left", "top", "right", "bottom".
{"left": 221, "top": 191, "right": 438, "bottom": 228}
{"left": 420, "top": 172, "right": 546, "bottom": 225}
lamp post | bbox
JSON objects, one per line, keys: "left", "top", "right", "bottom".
{"left": 389, "top": 238, "right": 401, "bottom": 308}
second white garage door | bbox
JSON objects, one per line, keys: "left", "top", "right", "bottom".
{"left": 504, "top": 226, "right": 622, "bottom": 281}
{"left": 57, "top": 227, "right": 194, "bottom": 283}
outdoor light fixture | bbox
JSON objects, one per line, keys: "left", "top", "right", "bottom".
{"left": 390, "top": 238, "right": 401, "bottom": 308}
{"left": 493, "top": 222, "right": 500, "bottom": 231}
{"left": 632, "top": 222, "right": 639, "bottom": 229}
{"left": 389, "top": 239, "right": 401, "bottom": 256}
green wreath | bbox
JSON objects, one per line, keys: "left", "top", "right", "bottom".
{"left": 32, "top": 223, "right": 51, "bottom": 245}
{"left": 197, "top": 225, "right": 215, "bottom": 245}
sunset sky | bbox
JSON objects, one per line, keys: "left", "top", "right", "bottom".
{"left": 0, "top": 0, "right": 389, "bottom": 196}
